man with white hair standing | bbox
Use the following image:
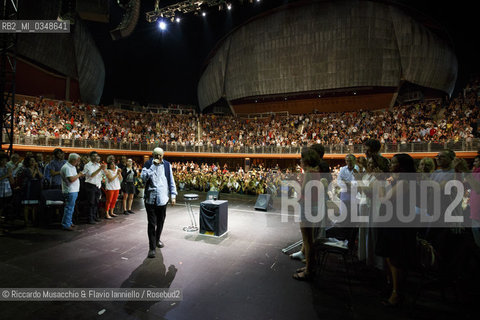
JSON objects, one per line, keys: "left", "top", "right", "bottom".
{"left": 141, "top": 147, "right": 177, "bottom": 258}
{"left": 83, "top": 151, "right": 106, "bottom": 224}
{"left": 60, "top": 153, "right": 84, "bottom": 231}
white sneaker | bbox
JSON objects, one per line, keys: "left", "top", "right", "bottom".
{"left": 290, "top": 251, "right": 305, "bottom": 260}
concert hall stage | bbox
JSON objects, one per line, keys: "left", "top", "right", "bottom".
{"left": 0, "top": 191, "right": 475, "bottom": 320}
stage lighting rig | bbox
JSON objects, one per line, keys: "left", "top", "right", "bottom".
{"left": 146, "top": 0, "right": 230, "bottom": 22}
{"left": 110, "top": 0, "right": 140, "bottom": 40}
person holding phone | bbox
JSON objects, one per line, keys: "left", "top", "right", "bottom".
{"left": 141, "top": 148, "right": 177, "bottom": 258}
{"left": 104, "top": 159, "right": 122, "bottom": 219}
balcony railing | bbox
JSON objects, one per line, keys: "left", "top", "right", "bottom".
{"left": 3, "top": 133, "right": 480, "bottom": 154}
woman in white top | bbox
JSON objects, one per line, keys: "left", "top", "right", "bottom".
{"left": 104, "top": 160, "right": 122, "bottom": 219}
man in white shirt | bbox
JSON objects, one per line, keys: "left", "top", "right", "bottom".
{"left": 60, "top": 153, "right": 84, "bottom": 231}
{"left": 83, "top": 151, "right": 106, "bottom": 224}
{"left": 6, "top": 153, "right": 22, "bottom": 179}
{"left": 337, "top": 154, "right": 359, "bottom": 220}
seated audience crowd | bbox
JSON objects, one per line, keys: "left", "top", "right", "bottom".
{"left": 172, "top": 161, "right": 286, "bottom": 196}
{"left": 11, "top": 78, "right": 480, "bottom": 149}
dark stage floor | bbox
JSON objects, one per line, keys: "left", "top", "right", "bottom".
{"left": 0, "top": 191, "right": 478, "bottom": 320}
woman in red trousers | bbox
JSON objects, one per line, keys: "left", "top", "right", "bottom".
{"left": 104, "top": 160, "right": 122, "bottom": 219}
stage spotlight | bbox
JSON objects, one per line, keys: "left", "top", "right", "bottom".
{"left": 227, "top": 3, "right": 232, "bottom": 10}
{"left": 158, "top": 20, "right": 167, "bottom": 30}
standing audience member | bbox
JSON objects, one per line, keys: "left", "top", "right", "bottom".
{"left": 457, "top": 155, "right": 480, "bottom": 248}
{"left": 417, "top": 157, "right": 435, "bottom": 174}
{"left": 290, "top": 144, "right": 331, "bottom": 261}
{"left": 35, "top": 153, "right": 47, "bottom": 187}
{"left": 431, "top": 150, "right": 455, "bottom": 183}
{"left": 310, "top": 143, "right": 332, "bottom": 182}
{"left": 293, "top": 149, "right": 320, "bottom": 281}
{"left": 117, "top": 156, "right": 127, "bottom": 171}
{"left": 376, "top": 154, "right": 417, "bottom": 306}
{"left": 0, "top": 153, "right": 13, "bottom": 234}
{"left": 60, "top": 153, "right": 84, "bottom": 231}
{"left": 6, "top": 153, "right": 22, "bottom": 179}
{"left": 104, "top": 159, "right": 122, "bottom": 219}
{"left": 357, "top": 156, "right": 367, "bottom": 173}
{"left": 106, "top": 155, "right": 116, "bottom": 167}
{"left": 16, "top": 155, "right": 43, "bottom": 226}
{"left": 337, "top": 154, "right": 359, "bottom": 220}
{"left": 122, "top": 158, "right": 137, "bottom": 215}
{"left": 470, "top": 156, "right": 480, "bottom": 248}
{"left": 83, "top": 151, "right": 105, "bottom": 224}
{"left": 44, "top": 149, "right": 66, "bottom": 189}
{"left": 364, "top": 139, "right": 390, "bottom": 172}
{"left": 36, "top": 153, "right": 45, "bottom": 174}
{"left": 358, "top": 156, "right": 383, "bottom": 267}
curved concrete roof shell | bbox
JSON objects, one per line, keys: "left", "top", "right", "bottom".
{"left": 198, "top": 0, "right": 457, "bottom": 111}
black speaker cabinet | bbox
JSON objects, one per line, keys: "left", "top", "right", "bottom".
{"left": 199, "top": 200, "right": 228, "bottom": 236}
{"left": 254, "top": 194, "right": 271, "bottom": 211}
{"left": 206, "top": 190, "right": 219, "bottom": 200}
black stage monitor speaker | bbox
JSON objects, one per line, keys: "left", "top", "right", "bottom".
{"left": 206, "top": 190, "right": 219, "bottom": 200}
{"left": 200, "top": 200, "right": 228, "bottom": 236}
{"left": 254, "top": 194, "right": 271, "bottom": 211}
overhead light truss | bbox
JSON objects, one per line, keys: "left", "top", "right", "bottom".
{"left": 146, "top": 0, "right": 228, "bottom": 22}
